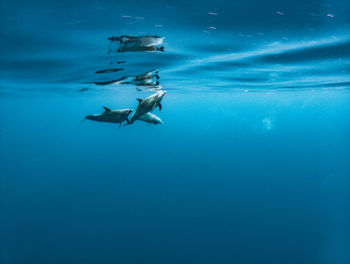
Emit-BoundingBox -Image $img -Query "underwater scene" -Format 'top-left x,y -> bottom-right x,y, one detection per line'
1,0 -> 350,263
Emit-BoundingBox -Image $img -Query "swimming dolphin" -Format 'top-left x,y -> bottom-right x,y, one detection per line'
138,112 -> 164,125
128,91 -> 166,124
86,107 -> 133,127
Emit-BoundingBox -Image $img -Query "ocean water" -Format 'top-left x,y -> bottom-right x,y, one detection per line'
1,0 -> 350,263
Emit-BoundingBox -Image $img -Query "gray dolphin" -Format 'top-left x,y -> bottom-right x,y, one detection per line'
129,91 -> 166,124
86,107 -> 133,127
138,112 -> 164,125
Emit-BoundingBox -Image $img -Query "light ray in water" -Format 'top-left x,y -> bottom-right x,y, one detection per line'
164,35 -> 350,73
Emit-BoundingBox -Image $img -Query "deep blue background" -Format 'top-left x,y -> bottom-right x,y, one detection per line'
1,0 -> 350,263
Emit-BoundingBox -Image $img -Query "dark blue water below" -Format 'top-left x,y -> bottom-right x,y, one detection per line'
1,0 -> 350,263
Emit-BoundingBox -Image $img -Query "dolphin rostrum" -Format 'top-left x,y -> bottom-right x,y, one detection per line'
128,91 -> 166,124
86,107 -> 133,127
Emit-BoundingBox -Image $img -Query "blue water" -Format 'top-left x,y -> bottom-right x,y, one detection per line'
1,0 -> 350,263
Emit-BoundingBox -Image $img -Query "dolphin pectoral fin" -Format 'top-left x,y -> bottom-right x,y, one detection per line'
158,103 -> 162,111
103,106 -> 111,112
123,118 -> 131,127
137,98 -> 143,104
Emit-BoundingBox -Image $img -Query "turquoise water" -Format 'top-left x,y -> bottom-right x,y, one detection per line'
1,0 -> 350,263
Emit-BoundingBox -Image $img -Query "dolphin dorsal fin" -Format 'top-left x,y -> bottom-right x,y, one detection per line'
103,106 -> 111,112
137,98 -> 143,104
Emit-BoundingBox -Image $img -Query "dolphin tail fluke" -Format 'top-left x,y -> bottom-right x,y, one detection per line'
158,46 -> 164,52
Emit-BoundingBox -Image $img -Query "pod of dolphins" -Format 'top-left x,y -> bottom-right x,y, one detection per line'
86,91 -> 166,127
85,35 -> 166,128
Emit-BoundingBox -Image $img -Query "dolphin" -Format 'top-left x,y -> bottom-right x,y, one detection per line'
86,107 -> 133,127
128,91 -> 166,124
138,112 -> 164,125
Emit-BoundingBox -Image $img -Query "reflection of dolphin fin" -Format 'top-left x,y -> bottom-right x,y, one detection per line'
137,98 -> 143,104
103,106 -> 111,112
158,103 -> 162,111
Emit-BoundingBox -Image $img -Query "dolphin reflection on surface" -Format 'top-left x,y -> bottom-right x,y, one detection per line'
89,70 -> 162,90
108,35 -> 165,53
